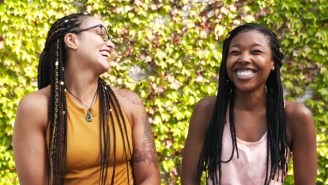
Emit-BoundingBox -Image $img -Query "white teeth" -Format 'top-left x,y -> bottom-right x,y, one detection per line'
100,51 -> 109,57
236,70 -> 255,78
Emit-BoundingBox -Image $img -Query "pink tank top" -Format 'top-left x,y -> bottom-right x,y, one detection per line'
208,110 -> 290,185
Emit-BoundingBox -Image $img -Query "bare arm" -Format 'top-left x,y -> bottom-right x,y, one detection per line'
285,101 -> 317,185
13,90 -> 49,185
116,89 -> 160,185
181,96 -> 216,185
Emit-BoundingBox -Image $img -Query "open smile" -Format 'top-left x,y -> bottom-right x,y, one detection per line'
100,50 -> 110,58
234,69 -> 256,79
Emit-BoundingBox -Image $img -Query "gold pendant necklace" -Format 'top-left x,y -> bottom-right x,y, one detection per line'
67,88 -> 98,122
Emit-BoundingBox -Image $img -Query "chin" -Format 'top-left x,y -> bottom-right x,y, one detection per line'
99,67 -> 110,74
97,60 -> 111,71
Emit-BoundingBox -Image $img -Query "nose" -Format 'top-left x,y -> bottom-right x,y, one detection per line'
106,40 -> 115,50
238,52 -> 251,65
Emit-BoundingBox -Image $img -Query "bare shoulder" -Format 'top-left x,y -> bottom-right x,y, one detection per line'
284,102 -> 317,183
18,88 -> 49,111
285,100 -> 314,126
182,96 -> 217,184
13,88 -> 50,184
15,87 -> 49,129
193,96 -> 217,119
285,100 -> 312,116
190,96 -> 217,130
285,100 -> 315,145
194,96 -> 217,111
112,87 -> 143,106
112,88 -> 144,127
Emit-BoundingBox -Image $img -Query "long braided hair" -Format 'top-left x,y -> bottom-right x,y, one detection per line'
38,13 -> 133,185
198,23 -> 287,185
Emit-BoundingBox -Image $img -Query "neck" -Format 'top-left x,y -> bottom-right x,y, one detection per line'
64,69 -> 99,104
234,87 -> 266,111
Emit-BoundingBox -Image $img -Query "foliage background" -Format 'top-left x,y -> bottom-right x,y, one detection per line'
0,0 -> 327,184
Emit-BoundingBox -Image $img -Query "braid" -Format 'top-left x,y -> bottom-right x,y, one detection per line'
38,13 -> 88,89
47,38 -> 68,184
199,37 -> 233,184
107,84 -> 134,183
37,13 -> 90,185
39,12 -> 134,185
98,79 -> 134,185
264,27 -> 287,185
199,23 -> 288,185
37,13 -> 134,185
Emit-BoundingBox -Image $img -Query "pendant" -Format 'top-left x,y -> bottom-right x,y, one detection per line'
86,110 -> 93,122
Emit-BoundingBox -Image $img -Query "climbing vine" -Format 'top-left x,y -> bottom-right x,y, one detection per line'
0,0 -> 326,184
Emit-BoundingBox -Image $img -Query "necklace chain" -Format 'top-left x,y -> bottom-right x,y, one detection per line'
66,87 -> 98,122
66,88 -> 98,110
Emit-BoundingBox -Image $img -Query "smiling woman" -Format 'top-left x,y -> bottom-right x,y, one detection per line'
226,30 -> 274,93
182,23 -> 317,185
13,13 -> 160,185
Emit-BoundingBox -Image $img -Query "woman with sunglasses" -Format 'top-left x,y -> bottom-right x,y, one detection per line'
13,13 -> 160,185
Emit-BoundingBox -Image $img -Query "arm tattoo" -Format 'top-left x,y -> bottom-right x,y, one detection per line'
133,110 -> 158,168
116,89 -> 158,166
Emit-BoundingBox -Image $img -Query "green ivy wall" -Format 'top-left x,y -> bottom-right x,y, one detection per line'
0,0 -> 327,184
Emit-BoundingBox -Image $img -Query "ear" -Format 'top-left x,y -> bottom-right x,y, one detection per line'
64,33 -> 78,49
271,60 -> 275,71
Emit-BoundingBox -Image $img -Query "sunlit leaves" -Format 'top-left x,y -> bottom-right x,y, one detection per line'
1,0 -> 327,184
0,1 -> 78,184
262,1 -> 328,184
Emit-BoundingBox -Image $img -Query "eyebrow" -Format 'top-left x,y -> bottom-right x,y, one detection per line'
230,43 -> 266,48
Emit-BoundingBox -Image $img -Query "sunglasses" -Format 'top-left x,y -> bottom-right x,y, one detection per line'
72,24 -> 112,42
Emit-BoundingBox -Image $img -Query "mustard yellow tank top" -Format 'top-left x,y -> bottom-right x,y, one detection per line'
47,90 -> 134,184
